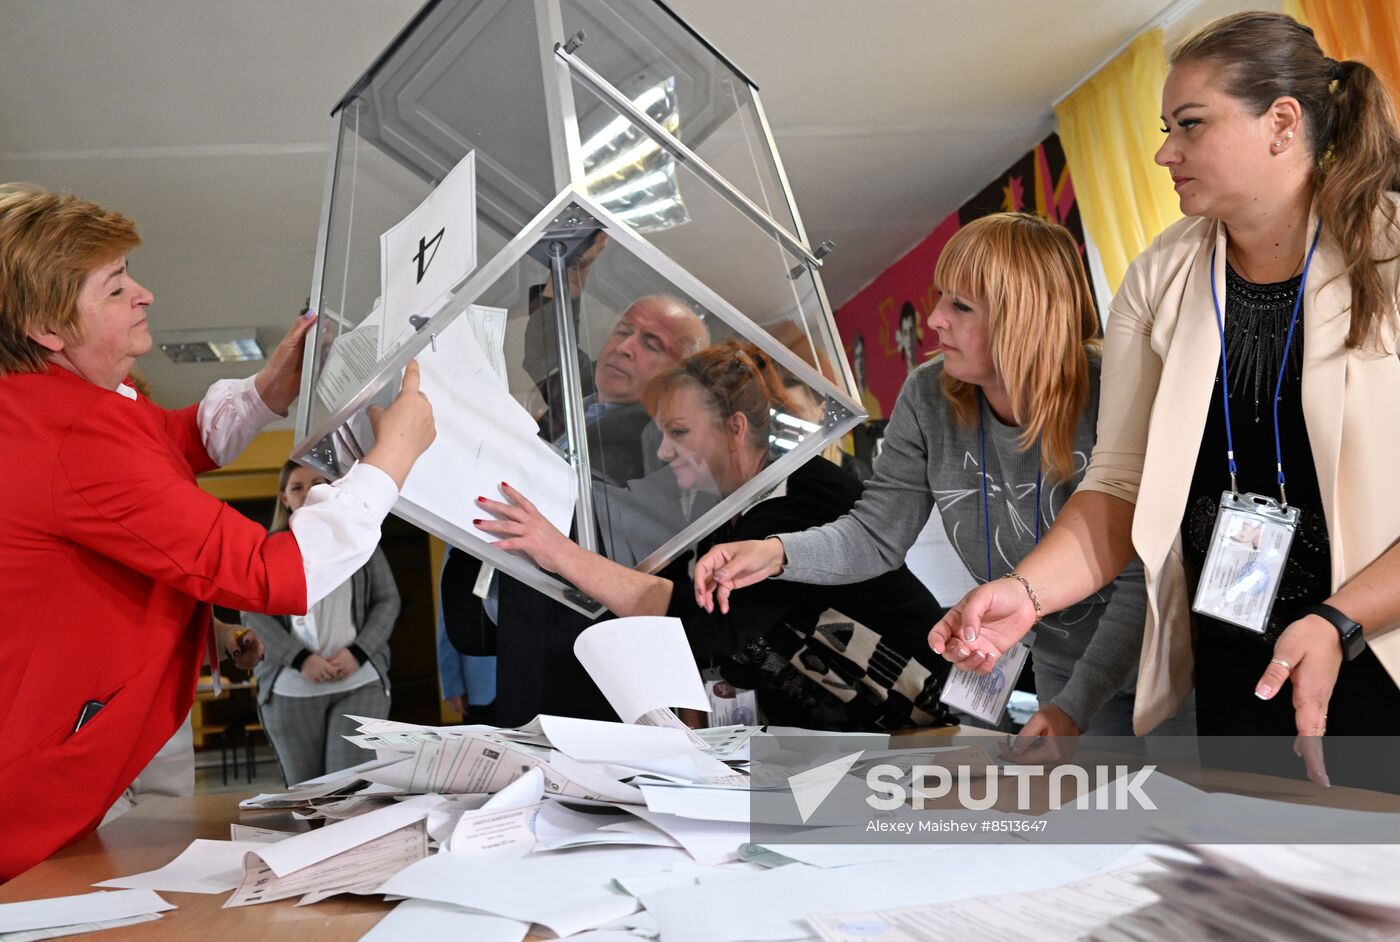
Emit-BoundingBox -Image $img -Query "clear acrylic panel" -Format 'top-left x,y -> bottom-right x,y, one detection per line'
568,75 -> 847,384
297,0 -> 861,616
335,0 -> 566,235
557,0 -> 802,236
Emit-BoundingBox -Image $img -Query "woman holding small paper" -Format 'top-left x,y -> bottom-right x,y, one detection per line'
692,213 -> 1179,753
929,14 -> 1400,784
475,340 -> 952,731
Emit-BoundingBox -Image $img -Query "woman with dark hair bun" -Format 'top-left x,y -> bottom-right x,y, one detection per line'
930,12 -> 1400,783
476,340 -> 953,731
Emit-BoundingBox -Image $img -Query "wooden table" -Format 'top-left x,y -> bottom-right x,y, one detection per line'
0,795 -> 393,941
7,732 -> 1397,941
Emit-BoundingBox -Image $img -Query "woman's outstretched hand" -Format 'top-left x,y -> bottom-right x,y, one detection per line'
928,577 -> 1038,673
692,538 -> 785,614
474,482 -> 576,573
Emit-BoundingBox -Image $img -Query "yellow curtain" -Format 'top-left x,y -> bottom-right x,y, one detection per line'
1285,0 -> 1400,111
1055,30 -> 1181,294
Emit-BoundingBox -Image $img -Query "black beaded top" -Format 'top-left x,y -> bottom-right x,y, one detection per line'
1181,264 -> 1332,641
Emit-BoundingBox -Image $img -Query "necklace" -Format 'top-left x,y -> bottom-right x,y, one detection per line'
1226,244 -> 1305,285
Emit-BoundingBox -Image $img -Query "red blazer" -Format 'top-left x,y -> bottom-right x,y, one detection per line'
0,367 -> 307,880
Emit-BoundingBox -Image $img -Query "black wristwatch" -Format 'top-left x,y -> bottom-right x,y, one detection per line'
1305,603 -> 1367,661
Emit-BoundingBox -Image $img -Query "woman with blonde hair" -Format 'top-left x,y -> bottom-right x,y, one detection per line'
695,212 -> 1174,749
929,13 -> 1400,784
476,340 -> 952,731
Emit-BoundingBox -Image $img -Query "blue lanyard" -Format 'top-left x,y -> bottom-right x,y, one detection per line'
1208,221 -> 1323,508
978,395 -> 1042,583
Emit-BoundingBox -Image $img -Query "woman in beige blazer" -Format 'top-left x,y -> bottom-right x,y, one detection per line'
931,12 -> 1400,781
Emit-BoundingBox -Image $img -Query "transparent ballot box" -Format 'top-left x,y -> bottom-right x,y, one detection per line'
294,0 -> 863,616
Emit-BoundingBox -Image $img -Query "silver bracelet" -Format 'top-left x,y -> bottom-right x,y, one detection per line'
1007,571 -> 1042,620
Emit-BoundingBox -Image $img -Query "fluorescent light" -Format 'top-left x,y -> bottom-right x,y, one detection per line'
613,197 -> 678,221
156,328 -> 265,363
584,138 -> 662,185
579,82 -> 671,160
593,169 -> 670,205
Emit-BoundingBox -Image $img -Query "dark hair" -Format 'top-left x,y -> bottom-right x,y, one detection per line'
1173,12 -> 1400,350
642,339 -> 799,453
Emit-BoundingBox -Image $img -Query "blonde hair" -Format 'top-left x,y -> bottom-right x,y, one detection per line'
1172,12 -> 1400,351
0,183 -> 141,375
934,212 -> 1100,482
271,460 -> 301,533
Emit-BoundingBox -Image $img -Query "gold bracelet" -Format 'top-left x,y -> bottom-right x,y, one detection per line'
1007,571 -> 1042,620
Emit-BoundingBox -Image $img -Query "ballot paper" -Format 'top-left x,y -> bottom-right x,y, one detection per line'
0,912 -> 163,942
444,767 -> 546,855
357,732 -> 639,803
805,861 -> 1164,942
640,783 -> 752,823
623,806 -> 752,864
378,150 -> 477,359
422,793 -> 493,843
316,301 -> 384,411
93,839 -> 266,893
0,890 -> 174,935
358,900 -> 529,942
1169,843 -> 1400,921
574,617 -> 712,723
224,820 -> 427,908
398,307 -> 575,549
378,845 -> 689,937
639,845 -> 1108,942
251,793 -> 439,877
534,803 -> 680,852
539,715 -> 733,781
612,861 -> 765,898
228,824 -> 295,843
464,304 -> 508,382
693,725 -> 761,759
1097,850 -> 1400,942
448,802 -> 547,857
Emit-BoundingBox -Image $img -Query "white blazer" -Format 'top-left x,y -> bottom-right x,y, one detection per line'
1081,197 -> 1400,734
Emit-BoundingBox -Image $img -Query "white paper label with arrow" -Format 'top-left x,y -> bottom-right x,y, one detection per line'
378,150 -> 478,358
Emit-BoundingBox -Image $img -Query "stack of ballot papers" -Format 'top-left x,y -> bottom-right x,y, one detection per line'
0,890 -> 174,940
1091,844 -> 1400,942
65,616 -> 1400,940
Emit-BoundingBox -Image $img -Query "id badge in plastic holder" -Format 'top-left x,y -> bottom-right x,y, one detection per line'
1192,491 -> 1298,633
939,637 -> 1034,727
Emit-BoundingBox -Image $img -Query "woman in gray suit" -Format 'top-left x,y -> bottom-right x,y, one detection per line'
243,461 -> 400,785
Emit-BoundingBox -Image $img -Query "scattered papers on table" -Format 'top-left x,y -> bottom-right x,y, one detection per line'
0,890 -> 173,935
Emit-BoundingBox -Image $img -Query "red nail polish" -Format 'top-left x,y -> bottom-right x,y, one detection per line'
473,518 -> 482,525
476,496 -> 485,503
501,481 -> 509,488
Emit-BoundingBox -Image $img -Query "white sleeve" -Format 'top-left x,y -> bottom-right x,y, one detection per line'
196,375 -> 282,467
290,462 -> 400,607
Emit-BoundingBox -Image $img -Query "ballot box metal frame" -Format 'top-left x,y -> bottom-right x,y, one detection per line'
293,0 -> 863,616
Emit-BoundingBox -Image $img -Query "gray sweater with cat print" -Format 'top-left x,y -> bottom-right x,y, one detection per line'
778,356 -> 1146,728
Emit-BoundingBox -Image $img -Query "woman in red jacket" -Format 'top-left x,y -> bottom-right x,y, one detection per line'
0,183 -> 435,880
